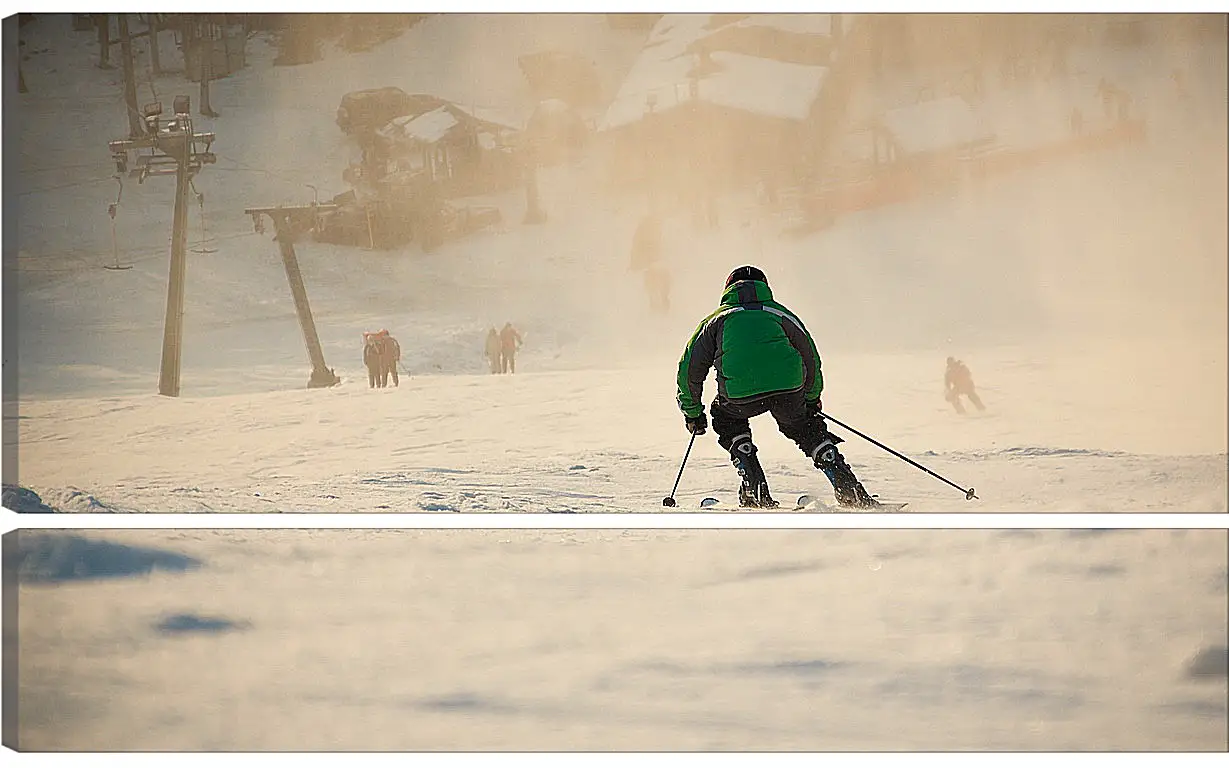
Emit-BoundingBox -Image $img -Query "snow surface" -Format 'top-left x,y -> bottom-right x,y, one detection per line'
8,15 -> 1228,513
11,528 -> 1228,751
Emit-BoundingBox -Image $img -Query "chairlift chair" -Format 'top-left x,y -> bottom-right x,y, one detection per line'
103,176 -> 133,270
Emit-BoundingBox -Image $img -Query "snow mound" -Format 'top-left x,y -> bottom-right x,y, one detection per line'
1,484 -> 57,513
11,532 -> 203,584
1185,646 -> 1229,680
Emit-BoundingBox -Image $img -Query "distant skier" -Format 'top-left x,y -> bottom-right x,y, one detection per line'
628,213 -> 662,272
675,265 -> 880,509
499,322 -> 523,374
644,263 -> 671,314
485,327 -> 502,374
944,356 -> 984,414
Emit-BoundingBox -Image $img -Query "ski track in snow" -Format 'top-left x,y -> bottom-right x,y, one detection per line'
11,528 -> 1228,750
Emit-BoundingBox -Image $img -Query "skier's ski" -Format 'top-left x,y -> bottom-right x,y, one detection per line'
699,496 -> 782,511
698,496 -> 797,511
696,495 -> 906,512
795,493 -> 908,512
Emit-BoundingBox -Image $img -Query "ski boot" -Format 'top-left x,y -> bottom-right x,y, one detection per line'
833,481 -> 880,510
811,437 -> 880,510
730,434 -> 779,509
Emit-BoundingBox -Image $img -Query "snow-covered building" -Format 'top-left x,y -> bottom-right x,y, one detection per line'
597,13 -> 863,201
343,95 -> 521,198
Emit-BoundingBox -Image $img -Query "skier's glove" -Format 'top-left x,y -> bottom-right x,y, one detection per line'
806,398 -> 823,420
684,413 -> 708,435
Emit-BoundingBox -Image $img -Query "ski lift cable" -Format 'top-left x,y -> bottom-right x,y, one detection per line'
15,225 -> 252,266
18,176 -> 116,197
23,162 -> 121,174
211,157 -> 319,187
23,222 -> 263,277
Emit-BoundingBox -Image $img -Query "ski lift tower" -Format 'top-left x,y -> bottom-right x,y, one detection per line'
108,94 -> 216,397
244,203 -> 342,390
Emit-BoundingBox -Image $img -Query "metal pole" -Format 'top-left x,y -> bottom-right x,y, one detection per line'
199,15 -> 218,117
118,14 -> 144,137
662,431 -> 698,507
199,16 -> 218,116
820,410 -> 978,500
271,215 -> 339,389
95,13 -> 112,69
148,13 -> 161,74
157,131 -> 192,397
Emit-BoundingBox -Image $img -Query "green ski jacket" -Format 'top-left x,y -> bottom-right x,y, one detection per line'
675,279 -> 824,418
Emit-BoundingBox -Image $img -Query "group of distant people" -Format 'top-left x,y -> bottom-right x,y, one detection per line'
361,322 -> 526,386
485,322 -> 523,374
361,210 -> 668,390
362,329 -> 402,388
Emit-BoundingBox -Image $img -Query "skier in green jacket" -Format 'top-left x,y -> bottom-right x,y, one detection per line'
675,265 -> 879,509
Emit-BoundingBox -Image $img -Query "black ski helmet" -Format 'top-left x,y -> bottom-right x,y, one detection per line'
725,265 -> 768,288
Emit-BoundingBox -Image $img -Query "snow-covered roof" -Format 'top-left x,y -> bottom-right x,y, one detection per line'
726,13 -> 835,37
597,14 -> 713,132
376,101 -> 522,145
698,53 -> 828,122
378,106 -> 459,145
405,107 -> 459,144
598,13 -> 828,132
646,13 -> 718,53
460,104 -> 524,133
879,96 -> 996,156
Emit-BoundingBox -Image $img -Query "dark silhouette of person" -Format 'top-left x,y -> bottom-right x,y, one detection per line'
485,328 -> 501,374
629,213 -> 661,272
499,322 -> 523,374
944,356 -> 985,414
644,264 -> 671,314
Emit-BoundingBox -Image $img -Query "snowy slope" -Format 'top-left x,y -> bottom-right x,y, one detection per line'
13,339 -> 1229,513
11,528 -> 1228,751
8,15 -> 1228,512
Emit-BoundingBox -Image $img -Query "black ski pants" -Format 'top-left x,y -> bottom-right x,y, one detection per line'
711,389 -> 871,504
710,390 -> 827,457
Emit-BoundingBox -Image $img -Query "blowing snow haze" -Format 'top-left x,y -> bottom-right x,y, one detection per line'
6,13 -> 1227,512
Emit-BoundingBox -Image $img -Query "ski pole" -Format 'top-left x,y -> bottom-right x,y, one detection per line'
820,411 -> 978,500
662,431 -> 698,507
